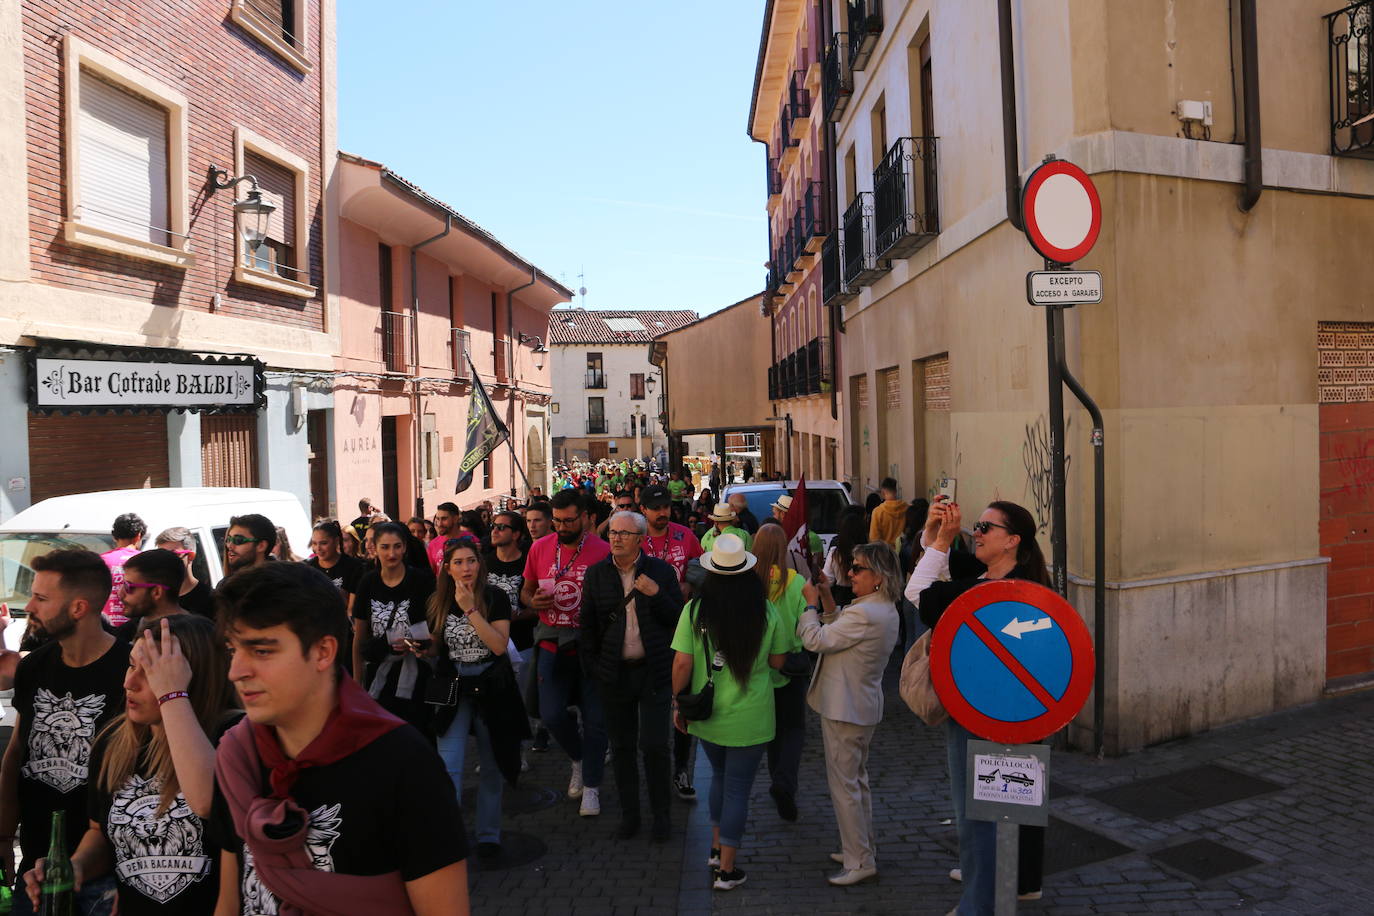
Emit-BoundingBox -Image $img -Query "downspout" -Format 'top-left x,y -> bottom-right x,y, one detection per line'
410,214 -> 451,518
822,0 -> 839,423
507,269 -> 537,497
998,0 -> 1023,230
1238,0 -> 1262,212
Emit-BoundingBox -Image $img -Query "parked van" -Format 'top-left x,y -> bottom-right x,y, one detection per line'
719,480 -> 858,554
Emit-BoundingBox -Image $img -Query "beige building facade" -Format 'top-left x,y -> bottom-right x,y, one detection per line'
817,0 -> 1374,751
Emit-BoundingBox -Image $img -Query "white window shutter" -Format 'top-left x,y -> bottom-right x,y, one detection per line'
245,153 -> 295,245
77,71 -> 169,246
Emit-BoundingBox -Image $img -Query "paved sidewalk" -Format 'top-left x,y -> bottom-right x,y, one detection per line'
462,660 -> 1374,915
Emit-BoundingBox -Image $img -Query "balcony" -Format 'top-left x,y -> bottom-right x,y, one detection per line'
841,192 -> 890,288
380,310 -> 412,373
822,233 -> 856,306
766,155 -> 782,200
768,365 -> 779,401
586,417 -> 608,435
1328,1 -> 1374,156
785,218 -> 807,283
780,69 -> 810,165
847,0 -> 883,71
823,33 -> 853,122
808,336 -> 831,390
873,137 -> 940,259
800,181 -> 826,253
450,328 -> 471,382
585,369 -> 606,389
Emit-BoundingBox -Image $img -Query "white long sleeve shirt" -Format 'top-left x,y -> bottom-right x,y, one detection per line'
903,544 -> 951,605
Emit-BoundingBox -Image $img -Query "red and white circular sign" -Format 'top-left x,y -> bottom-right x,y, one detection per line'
1021,160 -> 1101,265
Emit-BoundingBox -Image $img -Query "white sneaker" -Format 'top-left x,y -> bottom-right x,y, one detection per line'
949,867 -> 962,882
579,786 -> 600,816
567,761 -> 584,799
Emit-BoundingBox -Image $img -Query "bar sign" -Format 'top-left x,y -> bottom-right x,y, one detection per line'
1026,270 -> 1103,306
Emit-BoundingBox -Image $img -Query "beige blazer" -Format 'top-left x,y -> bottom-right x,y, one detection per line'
798,593 -> 900,727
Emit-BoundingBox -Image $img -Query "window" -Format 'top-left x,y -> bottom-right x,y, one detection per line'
62,36 -> 191,268
422,414 -> 440,488
844,144 -> 857,201
870,97 -> 888,171
586,353 -> 605,388
630,373 -> 646,400
588,397 -> 607,434
230,0 -> 311,73
482,454 -> 492,489
233,128 -> 314,297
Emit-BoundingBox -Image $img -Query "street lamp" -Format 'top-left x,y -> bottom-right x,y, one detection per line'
206,165 -> 276,253
518,333 -> 549,371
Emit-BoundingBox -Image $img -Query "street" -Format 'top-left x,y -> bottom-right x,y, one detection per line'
464,656 -> 1374,915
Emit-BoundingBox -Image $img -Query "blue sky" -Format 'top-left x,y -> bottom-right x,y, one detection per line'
338,1 -> 768,316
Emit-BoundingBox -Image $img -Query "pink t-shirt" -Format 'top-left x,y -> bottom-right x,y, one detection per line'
522,532 -> 611,628
100,545 -> 140,626
427,536 -> 446,575
642,522 -> 704,583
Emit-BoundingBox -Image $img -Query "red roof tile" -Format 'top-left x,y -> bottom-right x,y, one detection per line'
548,309 -> 699,345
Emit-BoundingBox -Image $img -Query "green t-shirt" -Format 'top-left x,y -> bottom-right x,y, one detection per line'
671,600 -> 790,747
700,525 -> 753,553
667,479 -> 688,501
766,567 -> 807,687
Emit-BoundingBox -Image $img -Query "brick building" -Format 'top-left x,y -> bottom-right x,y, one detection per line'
0,0 -> 338,520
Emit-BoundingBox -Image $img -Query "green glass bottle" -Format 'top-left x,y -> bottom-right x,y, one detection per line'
37,811 -> 73,916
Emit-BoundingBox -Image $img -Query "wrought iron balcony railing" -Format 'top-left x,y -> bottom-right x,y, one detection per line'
1328,2 -> 1374,156
380,310 -> 412,373
795,344 -> 813,395
585,369 -> 607,389
841,192 -> 889,289
586,417 -> 608,435
847,0 -> 883,71
873,137 -> 940,260
821,233 -> 856,306
801,181 -> 825,248
766,155 -> 782,196
823,33 -> 853,121
813,335 -> 832,386
768,365 -> 779,401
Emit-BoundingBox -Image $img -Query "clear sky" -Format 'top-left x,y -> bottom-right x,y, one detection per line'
337,1 -> 768,317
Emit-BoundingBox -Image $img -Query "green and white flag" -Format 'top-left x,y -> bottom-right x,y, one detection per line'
455,358 -> 510,493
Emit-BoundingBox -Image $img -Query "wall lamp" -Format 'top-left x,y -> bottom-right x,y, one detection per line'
518,333 -> 549,371
206,165 -> 276,252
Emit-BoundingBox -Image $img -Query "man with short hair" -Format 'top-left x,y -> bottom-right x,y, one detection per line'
224,514 -> 276,575
0,548 -> 129,910
111,548 -> 187,642
524,501 -> 553,542
520,489 -> 611,815
596,491 -> 637,539
211,562 -> 468,914
427,502 -> 460,574
154,526 -> 214,617
727,493 -> 760,535
666,470 -> 690,523
869,477 -> 909,547
700,504 -> 753,552
580,511 -> 684,842
100,512 -> 147,627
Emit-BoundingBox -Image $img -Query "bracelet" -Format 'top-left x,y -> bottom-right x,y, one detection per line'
805,605 -> 820,613
157,691 -> 190,706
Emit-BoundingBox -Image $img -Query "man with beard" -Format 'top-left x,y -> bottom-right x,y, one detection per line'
110,548 -> 187,643
426,502 -> 459,575
223,514 -> 276,576
0,548 -> 129,911
519,490 -> 610,814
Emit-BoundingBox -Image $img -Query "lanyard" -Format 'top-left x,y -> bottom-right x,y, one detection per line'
552,533 -> 587,581
643,529 -> 669,560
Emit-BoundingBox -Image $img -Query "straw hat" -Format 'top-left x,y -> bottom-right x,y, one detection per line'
708,504 -> 738,523
699,533 -> 756,575
771,494 -> 793,514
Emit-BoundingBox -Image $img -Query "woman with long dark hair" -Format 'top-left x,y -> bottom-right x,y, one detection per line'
427,536 -> 527,860
671,534 -> 789,892
907,499 -> 1050,913
23,615 -> 239,913
350,522 -> 436,729
823,505 -> 868,606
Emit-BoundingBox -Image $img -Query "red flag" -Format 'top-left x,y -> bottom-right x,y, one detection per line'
783,476 -> 813,579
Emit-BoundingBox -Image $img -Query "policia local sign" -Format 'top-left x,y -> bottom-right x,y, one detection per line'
27,344 -> 265,414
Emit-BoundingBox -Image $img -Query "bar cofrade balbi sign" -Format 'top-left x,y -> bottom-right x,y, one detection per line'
27,343 -> 265,414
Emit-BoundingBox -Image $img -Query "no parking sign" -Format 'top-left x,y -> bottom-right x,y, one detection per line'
930,579 -> 1094,745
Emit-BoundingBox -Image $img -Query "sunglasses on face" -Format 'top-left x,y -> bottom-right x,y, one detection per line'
490,523 -> 514,532
972,521 -> 1014,535
224,535 -> 261,546
119,581 -> 159,593
849,564 -> 872,575
616,503 -> 634,510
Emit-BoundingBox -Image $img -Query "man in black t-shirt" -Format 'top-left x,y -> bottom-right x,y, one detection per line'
110,549 -> 187,644
212,562 -> 468,915
152,527 -> 214,618
0,548 -> 130,912
485,511 -> 531,653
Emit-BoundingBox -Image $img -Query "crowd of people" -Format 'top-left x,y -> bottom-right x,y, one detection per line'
0,463 -> 1046,915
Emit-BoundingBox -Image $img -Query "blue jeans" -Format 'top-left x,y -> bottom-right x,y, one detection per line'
699,740 -> 766,850
536,645 -> 606,787
436,661 -> 504,844
946,719 -> 995,915
13,874 -> 116,916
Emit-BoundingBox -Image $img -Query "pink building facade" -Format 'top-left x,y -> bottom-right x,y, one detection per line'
334,153 -> 569,521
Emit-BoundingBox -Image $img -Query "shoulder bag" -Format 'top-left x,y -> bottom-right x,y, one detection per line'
674,603 -> 716,721
898,630 -> 947,726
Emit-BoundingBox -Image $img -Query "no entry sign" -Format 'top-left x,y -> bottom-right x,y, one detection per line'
1021,159 -> 1101,264
930,579 -> 1094,745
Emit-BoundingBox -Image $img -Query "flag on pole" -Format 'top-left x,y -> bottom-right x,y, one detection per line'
781,475 -> 814,580
455,358 -> 510,493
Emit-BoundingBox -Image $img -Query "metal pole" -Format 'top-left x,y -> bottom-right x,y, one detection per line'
1046,293 -> 1068,597
995,821 -> 1019,915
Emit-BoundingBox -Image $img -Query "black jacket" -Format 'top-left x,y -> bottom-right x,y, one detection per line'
580,552 -> 684,689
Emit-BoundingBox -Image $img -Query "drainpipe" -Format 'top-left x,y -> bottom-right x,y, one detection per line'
507,269 -> 537,498
1238,0 -> 1262,212
409,215 -> 451,518
998,0 -> 1023,230
822,0 -> 839,423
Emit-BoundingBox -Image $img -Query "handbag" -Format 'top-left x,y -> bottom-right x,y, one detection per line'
779,649 -> 814,679
674,604 -> 716,721
424,655 -> 460,708
899,631 -> 947,726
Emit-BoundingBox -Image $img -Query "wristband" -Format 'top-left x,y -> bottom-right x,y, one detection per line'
805,605 -> 820,613
157,691 -> 190,706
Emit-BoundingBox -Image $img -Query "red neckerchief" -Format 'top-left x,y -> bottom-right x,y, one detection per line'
252,676 -> 404,798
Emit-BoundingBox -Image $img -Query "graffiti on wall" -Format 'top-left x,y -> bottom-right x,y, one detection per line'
1023,415 -> 1071,534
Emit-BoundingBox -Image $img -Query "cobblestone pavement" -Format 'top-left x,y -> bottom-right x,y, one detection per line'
462,659 -> 1374,915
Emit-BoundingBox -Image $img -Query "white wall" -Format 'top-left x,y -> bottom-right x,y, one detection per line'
549,343 -> 665,453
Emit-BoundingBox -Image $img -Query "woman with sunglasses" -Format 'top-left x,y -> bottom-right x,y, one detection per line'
905,499 -> 1050,914
426,536 -> 527,860
796,541 -> 902,887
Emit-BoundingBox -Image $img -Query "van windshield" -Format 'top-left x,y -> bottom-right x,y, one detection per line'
0,532 -> 115,615
733,488 -> 851,535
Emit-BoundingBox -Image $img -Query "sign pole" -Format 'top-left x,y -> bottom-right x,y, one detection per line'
1045,266 -> 1068,598
995,822 -> 1019,915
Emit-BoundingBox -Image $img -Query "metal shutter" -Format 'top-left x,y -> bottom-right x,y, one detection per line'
77,70 -> 169,246
244,151 -> 294,245
28,414 -> 170,502
201,415 -> 260,487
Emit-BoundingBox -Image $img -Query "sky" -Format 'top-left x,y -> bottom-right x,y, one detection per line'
337,1 -> 769,317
